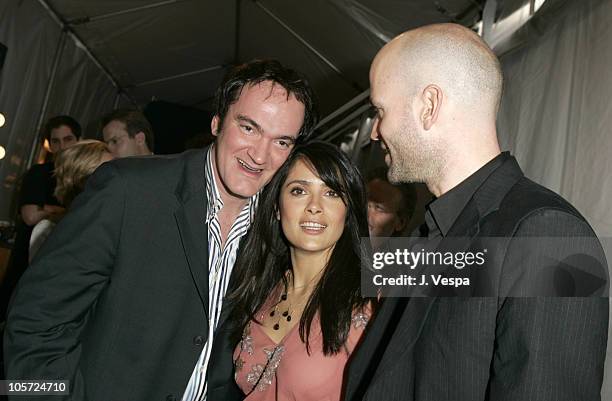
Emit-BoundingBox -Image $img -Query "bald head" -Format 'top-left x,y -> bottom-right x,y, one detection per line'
369,23 -> 503,196
372,23 -> 503,117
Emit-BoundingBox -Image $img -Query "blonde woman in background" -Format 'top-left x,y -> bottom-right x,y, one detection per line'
29,140 -> 113,261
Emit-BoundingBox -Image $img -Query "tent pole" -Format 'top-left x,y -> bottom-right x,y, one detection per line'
329,0 -> 391,43
316,89 -> 370,129
26,30 -> 67,169
113,92 -> 121,109
37,0 -> 134,103
482,0 -> 497,44
317,104 -> 371,142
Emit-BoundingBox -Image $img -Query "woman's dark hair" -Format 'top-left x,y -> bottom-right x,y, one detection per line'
228,141 -> 372,355
213,59 -> 318,143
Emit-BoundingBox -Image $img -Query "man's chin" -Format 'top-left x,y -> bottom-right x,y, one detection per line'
226,185 -> 259,201
388,167 -> 419,185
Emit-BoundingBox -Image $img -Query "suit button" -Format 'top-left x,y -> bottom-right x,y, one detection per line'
193,335 -> 204,346
166,395 -> 176,401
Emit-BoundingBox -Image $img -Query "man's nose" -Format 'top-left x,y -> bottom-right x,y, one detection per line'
247,141 -> 270,165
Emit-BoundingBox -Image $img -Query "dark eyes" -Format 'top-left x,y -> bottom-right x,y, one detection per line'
288,186 -> 340,198
277,139 -> 292,149
290,186 -> 305,195
240,124 -> 254,134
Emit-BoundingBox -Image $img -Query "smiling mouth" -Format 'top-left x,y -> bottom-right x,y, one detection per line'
238,158 -> 263,173
300,221 -> 327,230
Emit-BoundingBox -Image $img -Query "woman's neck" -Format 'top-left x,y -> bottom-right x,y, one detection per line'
288,248 -> 331,292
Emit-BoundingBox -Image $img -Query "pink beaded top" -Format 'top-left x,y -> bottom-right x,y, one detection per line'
233,298 -> 370,401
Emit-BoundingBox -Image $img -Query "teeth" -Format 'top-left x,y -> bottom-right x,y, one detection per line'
238,159 -> 262,172
300,222 -> 327,229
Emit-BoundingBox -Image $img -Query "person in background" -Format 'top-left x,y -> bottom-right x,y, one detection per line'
366,167 -> 416,250
101,109 -> 154,158
29,140 -> 113,261
0,115 -> 80,319
229,141 -> 375,401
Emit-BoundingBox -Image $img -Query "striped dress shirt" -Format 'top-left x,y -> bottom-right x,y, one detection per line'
182,146 -> 258,401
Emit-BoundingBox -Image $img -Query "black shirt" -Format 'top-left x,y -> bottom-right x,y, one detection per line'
19,161 -> 61,209
1,162 -> 62,317
424,152 -> 510,243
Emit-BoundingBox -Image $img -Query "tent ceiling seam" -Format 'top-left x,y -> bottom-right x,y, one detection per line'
130,65 -> 226,88
252,0 -> 362,93
66,0 -> 195,26
36,0 -> 135,105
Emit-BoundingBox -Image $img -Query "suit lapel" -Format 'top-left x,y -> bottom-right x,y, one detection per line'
174,149 -> 210,319
365,205 -> 480,383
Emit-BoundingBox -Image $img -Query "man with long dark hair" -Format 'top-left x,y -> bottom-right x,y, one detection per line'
4,60 -> 317,401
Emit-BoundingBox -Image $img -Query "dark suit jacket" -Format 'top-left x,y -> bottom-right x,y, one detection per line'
4,149 -> 242,401
345,156 -> 609,401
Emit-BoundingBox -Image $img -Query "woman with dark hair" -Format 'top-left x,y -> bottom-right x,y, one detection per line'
229,141 -> 375,401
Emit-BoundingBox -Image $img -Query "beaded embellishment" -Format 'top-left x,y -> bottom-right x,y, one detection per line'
246,345 -> 285,392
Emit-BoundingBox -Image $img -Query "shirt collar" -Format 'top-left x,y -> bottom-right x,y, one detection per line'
425,152 -> 509,237
204,145 -> 259,225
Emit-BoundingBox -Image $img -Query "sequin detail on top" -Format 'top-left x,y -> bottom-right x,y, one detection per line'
352,312 -> 369,329
241,324 -> 254,356
246,345 -> 286,392
234,323 -> 253,380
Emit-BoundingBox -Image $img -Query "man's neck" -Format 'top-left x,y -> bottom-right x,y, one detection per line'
429,146 -> 501,197
137,147 -> 153,156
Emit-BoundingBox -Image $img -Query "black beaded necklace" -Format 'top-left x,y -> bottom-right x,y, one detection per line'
269,291 -> 291,330
268,271 -> 315,331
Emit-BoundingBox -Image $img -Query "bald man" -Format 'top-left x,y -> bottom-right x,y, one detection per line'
345,24 -> 608,401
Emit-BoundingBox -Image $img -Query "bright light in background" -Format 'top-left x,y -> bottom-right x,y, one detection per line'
43,139 -> 51,152
0,113 -> 5,160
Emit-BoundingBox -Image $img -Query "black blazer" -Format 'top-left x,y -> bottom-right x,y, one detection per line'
4,149 -> 242,401
344,156 -> 609,401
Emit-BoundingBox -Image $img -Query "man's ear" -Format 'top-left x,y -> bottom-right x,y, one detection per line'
211,115 -> 220,137
421,85 -> 442,131
135,131 -> 146,145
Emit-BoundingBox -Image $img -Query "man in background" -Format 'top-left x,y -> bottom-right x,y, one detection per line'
0,115 -> 81,319
101,109 -> 154,158
366,167 -> 416,250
